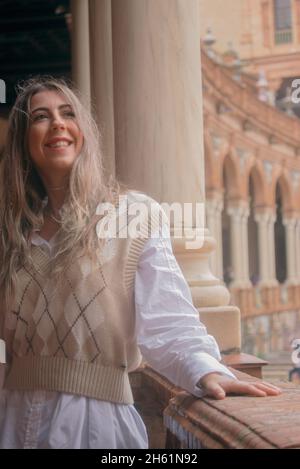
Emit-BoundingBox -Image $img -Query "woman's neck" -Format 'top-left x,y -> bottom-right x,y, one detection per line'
43,177 -> 69,216
46,190 -> 67,216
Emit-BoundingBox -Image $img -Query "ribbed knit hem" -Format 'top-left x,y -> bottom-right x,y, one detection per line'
5,356 -> 134,404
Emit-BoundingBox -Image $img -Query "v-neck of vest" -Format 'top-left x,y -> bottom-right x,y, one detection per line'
30,244 -> 52,273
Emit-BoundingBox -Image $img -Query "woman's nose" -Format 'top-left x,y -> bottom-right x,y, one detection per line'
52,117 -> 66,130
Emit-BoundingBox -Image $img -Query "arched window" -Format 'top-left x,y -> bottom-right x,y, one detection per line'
274,0 -> 293,44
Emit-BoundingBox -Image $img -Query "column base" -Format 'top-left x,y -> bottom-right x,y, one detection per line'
198,305 -> 241,353
221,353 -> 268,379
173,229 -> 231,308
230,280 -> 252,289
284,278 -> 300,287
258,279 -> 279,288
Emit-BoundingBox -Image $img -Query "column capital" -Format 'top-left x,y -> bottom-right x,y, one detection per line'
227,202 -> 249,219
206,195 -> 224,214
254,209 -> 276,224
282,217 -> 297,227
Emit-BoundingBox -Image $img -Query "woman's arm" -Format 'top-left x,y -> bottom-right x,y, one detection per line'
134,224 -> 281,399
134,224 -> 236,397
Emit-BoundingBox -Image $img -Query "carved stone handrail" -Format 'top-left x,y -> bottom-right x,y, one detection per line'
201,49 -> 300,148
230,283 -> 300,318
132,356 -> 270,449
164,369 -> 300,449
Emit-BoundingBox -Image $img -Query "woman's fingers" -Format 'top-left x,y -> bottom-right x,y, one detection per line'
221,380 -> 267,397
259,381 -> 282,392
200,373 -> 282,400
253,382 -> 281,395
202,381 -> 226,399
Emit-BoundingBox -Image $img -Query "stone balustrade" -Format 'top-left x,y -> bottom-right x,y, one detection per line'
131,355 -> 269,449
131,365 -> 300,449
164,369 -> 300,449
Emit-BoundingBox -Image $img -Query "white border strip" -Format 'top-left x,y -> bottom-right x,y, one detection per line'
0,339 -> 6,364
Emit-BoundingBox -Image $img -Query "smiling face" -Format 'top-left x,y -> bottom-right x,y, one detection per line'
28,90 -> 84,182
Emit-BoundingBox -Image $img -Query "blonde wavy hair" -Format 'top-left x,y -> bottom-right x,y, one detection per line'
0,76 -> 124,312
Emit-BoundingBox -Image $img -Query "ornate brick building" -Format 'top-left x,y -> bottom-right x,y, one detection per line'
199,0 -> 300,104
200,0 -> 300,359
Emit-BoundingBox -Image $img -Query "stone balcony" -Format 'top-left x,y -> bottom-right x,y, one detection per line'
201,49 -> 300,148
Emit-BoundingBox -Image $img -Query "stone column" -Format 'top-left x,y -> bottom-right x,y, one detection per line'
283,217 -> 298,285
89,0 -> 115,180
254,212 -> 270,285
227,203 -> 251,288
206,195 -> 224,279
111,0 -> 240,352
241,204 -> 251,284
268,212 -> 277,284
254,210 -> 278,286
70,0 -> 91,106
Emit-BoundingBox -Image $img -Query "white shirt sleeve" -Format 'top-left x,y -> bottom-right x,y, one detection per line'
134,224 -> 236,398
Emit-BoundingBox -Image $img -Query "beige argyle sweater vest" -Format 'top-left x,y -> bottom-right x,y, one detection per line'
3,192 -> 165,404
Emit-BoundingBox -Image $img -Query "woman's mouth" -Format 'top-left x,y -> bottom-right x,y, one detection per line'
45,140 -> 73,149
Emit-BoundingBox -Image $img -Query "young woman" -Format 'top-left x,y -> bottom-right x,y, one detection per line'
0,77 -> 280,449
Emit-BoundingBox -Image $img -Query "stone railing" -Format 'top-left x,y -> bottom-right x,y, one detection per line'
132,365 -> 300,449
275,29 -> 293,45
131,354 -> 269,449
201,49 -> 300,148
164,370 -> 299,449
230,283 -> 300,318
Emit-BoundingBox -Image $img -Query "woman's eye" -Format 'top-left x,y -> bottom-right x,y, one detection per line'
33,114 -> 48,121
31,110 -> 75,122
63,111 -> 76,118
